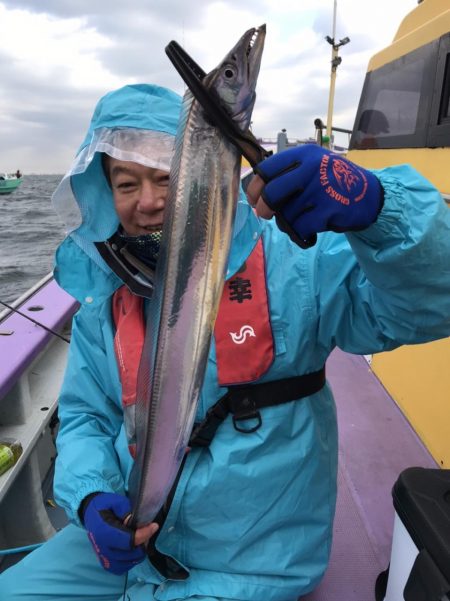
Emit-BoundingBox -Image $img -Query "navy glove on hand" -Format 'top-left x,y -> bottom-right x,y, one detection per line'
255,144 -> 384,248
83,492 -> 146,575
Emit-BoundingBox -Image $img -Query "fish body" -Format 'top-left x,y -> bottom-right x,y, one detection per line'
129,26 -> 266,526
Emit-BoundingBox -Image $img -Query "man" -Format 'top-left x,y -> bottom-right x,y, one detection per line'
1,83 -> 449,601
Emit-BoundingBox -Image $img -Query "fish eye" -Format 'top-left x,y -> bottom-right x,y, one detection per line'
223,64 -> 237,79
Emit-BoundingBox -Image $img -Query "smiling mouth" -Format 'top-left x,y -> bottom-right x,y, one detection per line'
140,224 -> 162,232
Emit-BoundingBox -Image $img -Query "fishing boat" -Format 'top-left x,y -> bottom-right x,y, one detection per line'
0,173 -> 22,195
0,1 -> 449,599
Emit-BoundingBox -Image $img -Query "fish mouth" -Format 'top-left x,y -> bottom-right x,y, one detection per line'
224,24 -> 266,84
244,24 -> 266,78
244,23 -> 266,64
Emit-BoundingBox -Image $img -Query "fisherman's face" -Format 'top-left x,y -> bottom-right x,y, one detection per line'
106,157 -> 170,236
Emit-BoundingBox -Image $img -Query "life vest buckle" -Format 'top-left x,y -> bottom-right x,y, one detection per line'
232,398 -> 262,434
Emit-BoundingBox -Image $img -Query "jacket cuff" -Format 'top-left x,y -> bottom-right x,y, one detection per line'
78,491 -> 101,525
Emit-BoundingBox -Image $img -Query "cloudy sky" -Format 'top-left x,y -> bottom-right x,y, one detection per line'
0,0 -> 416,174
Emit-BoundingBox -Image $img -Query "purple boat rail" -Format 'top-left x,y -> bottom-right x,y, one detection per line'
0,274 -> 78,550
0,275 -> 78,399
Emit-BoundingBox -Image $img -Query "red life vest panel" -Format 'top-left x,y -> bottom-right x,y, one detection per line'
112,289 -> 146,458
112,238 -> 274,453
214,237 -> 274,386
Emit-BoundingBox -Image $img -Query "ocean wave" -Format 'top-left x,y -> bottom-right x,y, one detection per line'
0,175 -> 63,303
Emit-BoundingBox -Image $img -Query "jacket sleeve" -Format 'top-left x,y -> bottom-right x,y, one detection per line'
53,304 -> 125,525
314,164 -> 450,355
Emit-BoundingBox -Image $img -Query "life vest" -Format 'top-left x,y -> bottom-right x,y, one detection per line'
113,237 -> 326,457
112,238 -> 275,456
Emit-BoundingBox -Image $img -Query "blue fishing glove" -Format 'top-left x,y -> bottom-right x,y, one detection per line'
82,492 -> 146,575
255,144 -> 384,248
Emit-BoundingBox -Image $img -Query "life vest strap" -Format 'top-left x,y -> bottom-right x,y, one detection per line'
146,367 -> 326,580
189,367 -> 326,447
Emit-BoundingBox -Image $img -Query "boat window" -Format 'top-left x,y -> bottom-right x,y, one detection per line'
349,38 -> 439,149
427,34 -> 450,146
441,57 -> 450,121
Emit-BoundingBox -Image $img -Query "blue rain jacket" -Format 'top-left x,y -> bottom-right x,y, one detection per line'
53,84 -> 450,601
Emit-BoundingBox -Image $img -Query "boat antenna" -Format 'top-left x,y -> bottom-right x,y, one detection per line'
0,299 -> 70,343
325,0 -> 350,143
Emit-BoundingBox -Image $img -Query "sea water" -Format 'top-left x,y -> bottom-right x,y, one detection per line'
0,175 -> 65,304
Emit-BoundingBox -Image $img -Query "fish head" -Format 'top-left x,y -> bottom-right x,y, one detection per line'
204,25 -> 266,132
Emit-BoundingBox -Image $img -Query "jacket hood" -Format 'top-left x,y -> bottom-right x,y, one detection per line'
52,83 -> 261,304
53,84 -> 182,243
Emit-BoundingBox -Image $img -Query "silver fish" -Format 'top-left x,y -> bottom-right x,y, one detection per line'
129,25 -> 266,527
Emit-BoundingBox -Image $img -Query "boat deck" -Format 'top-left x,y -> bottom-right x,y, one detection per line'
303,348 -> 437,601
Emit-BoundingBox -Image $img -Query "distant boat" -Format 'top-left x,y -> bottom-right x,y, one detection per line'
0,174 -> 22,195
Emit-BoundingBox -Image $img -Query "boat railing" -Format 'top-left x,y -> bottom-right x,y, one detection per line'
0,273 -> 78,554
0,272 -> 54,322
